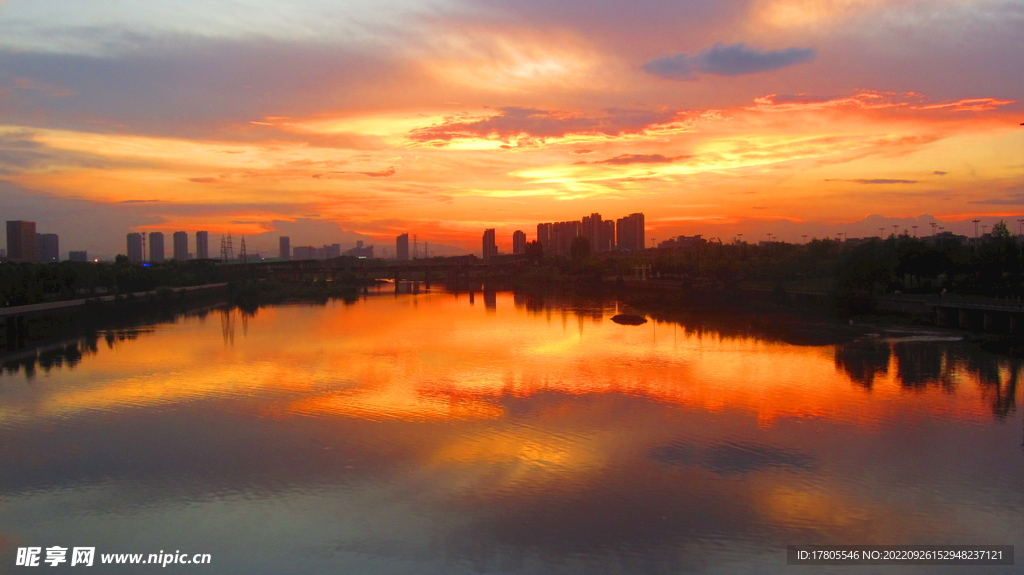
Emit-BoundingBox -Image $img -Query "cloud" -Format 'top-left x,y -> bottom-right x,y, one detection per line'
933,171 -> 948,176
409,107 -> 681,144
914,98 -> 1016,112
595,153 -> 687,165
312,167 -> 396,179
0,130 -> 161,173
643,42 -> 815,80
0,31 -> 406,142
971,194 -> 1024,205
188,177 -> 219,184
825,178 -> 918,184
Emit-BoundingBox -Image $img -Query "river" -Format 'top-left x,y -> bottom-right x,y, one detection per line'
1,286 -> 1021,574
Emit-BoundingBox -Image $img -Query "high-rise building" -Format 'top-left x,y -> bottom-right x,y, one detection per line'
482,229 -> 497,261
127,233 -> 143,262
149,232 -> 165,262
581,213 -> 614,252
69,251 -> 88,262
293,246 -> 314,260
551,221 -> 581,258
6,221 -> 37,262
536,223 -> 552,256
512,230 -> 526,255
196,231 -> 209,259
581,213 -> 602,252
602,220 -> 615,251
37,233 -> 59,262
279,236 -> 290,260
396,233 -> 409,260
173,231 -> 188,260
615,213 -> 645,251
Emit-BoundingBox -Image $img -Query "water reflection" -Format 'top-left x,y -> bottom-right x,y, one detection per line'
835,338 -> 1022,418
0,289 -> 1021,575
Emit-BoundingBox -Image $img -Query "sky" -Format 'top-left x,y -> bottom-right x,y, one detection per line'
1,0 -> 1022,257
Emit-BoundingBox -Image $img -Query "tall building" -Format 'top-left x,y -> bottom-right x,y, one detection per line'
396,233 -> 409,260
512,230 -> 526,255
196,231 -> 209,259
602,220 -> 615,251
6,220 -> 37,262
127,233 -> 143,262
615,213 -> 645,251
293,246 -> 313,260
149,232 -> 165,262
69,251 -> 88,262
279,236 -> 290,260
581,213 -> 602,252
536,223 -> 552,256
482,229 -> 497,261
173,231 -> 188,260
550,220 -> 581,257
37,233 -> 59,262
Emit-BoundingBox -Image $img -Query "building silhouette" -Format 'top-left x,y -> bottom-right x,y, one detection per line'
149,232 -> 165,262
279,236 -> 290,260
196,231 -> 209,259
536,223 -> 552,256
127,233 -> 143,262
344,241 -> 374,258
37,233 -> 59,262
616,213 -> 645,251
482,228 -> 497,261
6,220 -> 37,262
512,230 -> 526,255
173,231 -> 188,260
396,233 -> 410,260
69,250 -> 88,262
551,221 -> 581,257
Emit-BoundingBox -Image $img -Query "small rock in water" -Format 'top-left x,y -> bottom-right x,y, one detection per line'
611,314 -> 648,325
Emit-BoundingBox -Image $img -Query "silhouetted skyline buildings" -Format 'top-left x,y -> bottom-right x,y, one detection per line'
531,212 -> 645,258
482,229 -> 497,261
6,221 -> 36,263
196,231 -> 209,260
396,233 -> 410,261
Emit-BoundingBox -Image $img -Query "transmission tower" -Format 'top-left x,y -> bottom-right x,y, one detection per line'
220,233 -> 234,262
413,234 -> 418,259
239,236 -> 247,263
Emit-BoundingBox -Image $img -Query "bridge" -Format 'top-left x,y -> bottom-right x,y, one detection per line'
876,294 -> 1024,334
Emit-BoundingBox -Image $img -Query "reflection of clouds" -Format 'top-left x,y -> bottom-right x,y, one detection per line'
650,440 -> 815,475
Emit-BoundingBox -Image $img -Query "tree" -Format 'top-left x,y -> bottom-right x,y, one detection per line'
570,236 -> 590,261
524,240 -> 544,264
991,220 -> 1012,240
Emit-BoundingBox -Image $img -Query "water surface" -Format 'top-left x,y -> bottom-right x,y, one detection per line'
1,288 -> 1022,574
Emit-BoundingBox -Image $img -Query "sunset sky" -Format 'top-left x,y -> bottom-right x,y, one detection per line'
1,0 -> 1022,257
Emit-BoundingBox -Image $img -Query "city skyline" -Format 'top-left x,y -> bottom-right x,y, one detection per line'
0,0 -> 1020,258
